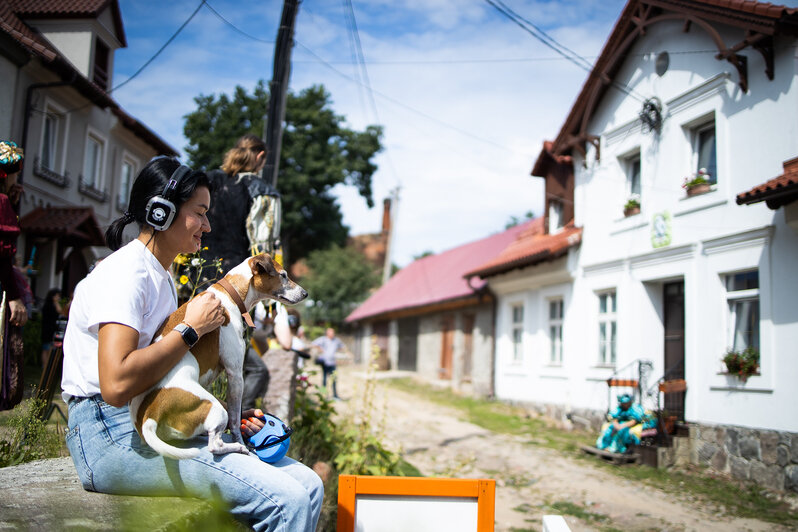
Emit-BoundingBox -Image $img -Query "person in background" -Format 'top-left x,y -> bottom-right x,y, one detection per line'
595,393 -> 649,454
0,140 -> 28,411
311,327 -> 348,400
200,134 -> 272,412
60,157 -> 322,530
40,288 -> 63,367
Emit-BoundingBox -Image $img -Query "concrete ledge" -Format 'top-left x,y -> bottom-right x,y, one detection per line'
0,457 -> 225,531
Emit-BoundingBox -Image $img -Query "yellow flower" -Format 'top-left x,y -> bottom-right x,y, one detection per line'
174,254 -> 188,265
179,275 -> 189,285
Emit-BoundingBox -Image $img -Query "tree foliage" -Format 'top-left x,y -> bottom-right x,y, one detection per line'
302,245 -> 380,327
183,82 -> 383,263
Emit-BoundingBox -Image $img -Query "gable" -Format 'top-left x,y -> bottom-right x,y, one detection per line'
551,0 -> 798,159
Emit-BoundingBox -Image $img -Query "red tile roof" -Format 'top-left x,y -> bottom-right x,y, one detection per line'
346,219 -> 538,323
0,0 -> 173,154
466,223 -> 582,279
19,206 -> 106,246
736,156 -> 798,209
7,0 -> 126,46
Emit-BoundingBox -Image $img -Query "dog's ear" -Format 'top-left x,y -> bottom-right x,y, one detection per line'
250,253 -> 275,276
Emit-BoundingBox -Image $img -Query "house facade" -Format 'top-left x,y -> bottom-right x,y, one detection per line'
471,0 -> 798,493
346,219 -> 541,397
1,0 -> 177,299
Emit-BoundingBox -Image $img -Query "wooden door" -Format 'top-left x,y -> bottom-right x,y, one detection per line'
462,314 -> 475,382
663,281 -> 686,420
397,317 -> 418,371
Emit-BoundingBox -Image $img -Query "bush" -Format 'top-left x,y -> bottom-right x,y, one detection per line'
0,397 -> 62,467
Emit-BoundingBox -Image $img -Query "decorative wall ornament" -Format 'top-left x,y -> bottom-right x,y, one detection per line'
639,97 -> 663,134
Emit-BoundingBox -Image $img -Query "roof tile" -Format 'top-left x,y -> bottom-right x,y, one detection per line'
346,219 -> 538,322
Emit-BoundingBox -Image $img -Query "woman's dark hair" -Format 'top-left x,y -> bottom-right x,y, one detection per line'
105,157 -> 213,251
43,288 -> 61,312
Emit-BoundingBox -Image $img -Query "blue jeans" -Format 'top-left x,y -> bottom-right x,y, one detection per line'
65,396 -> 323,531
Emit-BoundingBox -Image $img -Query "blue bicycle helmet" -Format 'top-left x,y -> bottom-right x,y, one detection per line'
247,413 -> 292,463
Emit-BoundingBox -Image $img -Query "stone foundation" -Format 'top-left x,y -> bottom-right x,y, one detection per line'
691,422 -> 798,493
512,399 -> 798,494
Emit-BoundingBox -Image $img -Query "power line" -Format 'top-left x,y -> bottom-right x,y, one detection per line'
482,0 -> 647,103
203,0 -> 274,44
113,0 -> 207,92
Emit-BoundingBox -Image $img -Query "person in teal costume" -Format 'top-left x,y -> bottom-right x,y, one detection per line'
596,393 -> 648,454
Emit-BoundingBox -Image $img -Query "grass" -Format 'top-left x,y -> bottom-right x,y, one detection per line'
384,377 -> 798,528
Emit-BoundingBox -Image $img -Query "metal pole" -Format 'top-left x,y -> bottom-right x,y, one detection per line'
262,0 -> 299,188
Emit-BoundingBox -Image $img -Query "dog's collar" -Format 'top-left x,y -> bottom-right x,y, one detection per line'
217,278 -> 255,328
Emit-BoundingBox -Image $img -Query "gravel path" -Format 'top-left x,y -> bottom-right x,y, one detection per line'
332,367 -> 793,532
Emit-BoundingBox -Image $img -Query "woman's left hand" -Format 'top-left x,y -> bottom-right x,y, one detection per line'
240,408 -> 265,439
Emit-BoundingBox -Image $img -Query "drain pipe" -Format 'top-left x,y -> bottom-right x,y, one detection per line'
20,75 -> 76,187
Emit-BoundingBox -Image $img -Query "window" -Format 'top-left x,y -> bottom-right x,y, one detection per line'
83,133 -> 104,189
548,200 -> 563,234
693,121 -> 717,184
93,37 -> 110,90
548,298 -> 563,364
511,304 -> 524,363
597,291 -> 617,365
118,157 -> 136,210
725,271 -> 759,352
626,152 -> 641,197
41,111 -> 59,170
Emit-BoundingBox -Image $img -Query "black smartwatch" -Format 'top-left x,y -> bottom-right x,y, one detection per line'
174,322 -> 199,348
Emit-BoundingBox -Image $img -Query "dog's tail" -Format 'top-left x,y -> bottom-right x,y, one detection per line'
141,418 -> 201,460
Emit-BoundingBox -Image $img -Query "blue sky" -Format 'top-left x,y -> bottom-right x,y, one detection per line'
112,0 -> 627,266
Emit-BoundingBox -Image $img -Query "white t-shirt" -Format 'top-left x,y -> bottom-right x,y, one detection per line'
61,239 -> 178,402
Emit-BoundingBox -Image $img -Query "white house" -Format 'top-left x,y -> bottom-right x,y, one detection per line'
469,0 -> 798,493
1,0 -> 177,299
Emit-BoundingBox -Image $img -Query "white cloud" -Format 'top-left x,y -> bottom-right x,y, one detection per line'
113,0 -> 625,266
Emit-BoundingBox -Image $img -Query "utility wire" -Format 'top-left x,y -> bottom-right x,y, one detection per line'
483,0 -> 646,103
342,0 -> 402,187
113,0 -> 207,92
203,0 -> 274,44
55,0 -> 206,117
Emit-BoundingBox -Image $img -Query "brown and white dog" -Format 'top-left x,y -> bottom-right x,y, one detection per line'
129,253 -> 307,460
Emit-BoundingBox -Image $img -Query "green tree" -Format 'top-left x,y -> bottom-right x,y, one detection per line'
505,210 -> 535,229
183,82 -> 383,263
302,245 -> 380,327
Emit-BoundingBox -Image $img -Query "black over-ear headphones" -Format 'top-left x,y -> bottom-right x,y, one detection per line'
145,164 -> 192,231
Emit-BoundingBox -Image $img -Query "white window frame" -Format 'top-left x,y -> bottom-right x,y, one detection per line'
624,151 -> 641,198
510,303 -> 524,364
691,119 -> 717,185
83,128 -> 107,190
548,297 -> 564,365
725,270 -> 759,353
118,152 -> 138,211
548,200 -> 563,234
38,98 -> 69,173
597,290 -> 617,366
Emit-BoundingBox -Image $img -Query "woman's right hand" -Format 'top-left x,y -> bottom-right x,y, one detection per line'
184,291 -> 226,337
8,298 -> 27,327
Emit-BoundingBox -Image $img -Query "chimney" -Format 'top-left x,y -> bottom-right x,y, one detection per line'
382,198 -> 392,234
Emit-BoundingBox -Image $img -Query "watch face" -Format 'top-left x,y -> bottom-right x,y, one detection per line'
176,323 -> 199,347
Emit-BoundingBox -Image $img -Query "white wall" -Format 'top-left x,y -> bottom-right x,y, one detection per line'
492,19 -> 798,434
570,21 -> 798,432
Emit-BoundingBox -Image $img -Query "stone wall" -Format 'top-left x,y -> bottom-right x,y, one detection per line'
691,423 -> 798,493
514,399 -> 798,494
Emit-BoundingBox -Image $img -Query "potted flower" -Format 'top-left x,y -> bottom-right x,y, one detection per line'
623,194 -> 640,217
682,168 -> 711,197
722,346 -> 759,382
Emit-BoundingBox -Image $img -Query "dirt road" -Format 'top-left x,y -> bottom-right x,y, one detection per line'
333,367 -> 793,532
